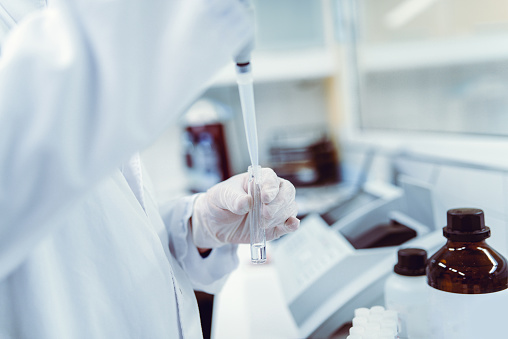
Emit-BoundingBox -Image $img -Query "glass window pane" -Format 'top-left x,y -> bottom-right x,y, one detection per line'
343,0 -> 508,136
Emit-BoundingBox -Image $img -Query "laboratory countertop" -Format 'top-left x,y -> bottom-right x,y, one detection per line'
211,244 -> 350,339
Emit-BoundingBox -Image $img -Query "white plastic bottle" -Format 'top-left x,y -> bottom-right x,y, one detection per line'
384,248 -> 429,339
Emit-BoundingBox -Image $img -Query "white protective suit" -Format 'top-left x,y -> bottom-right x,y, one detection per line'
0,0 -> 253,338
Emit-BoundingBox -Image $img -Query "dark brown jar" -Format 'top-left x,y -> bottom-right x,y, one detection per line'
427,208 -> 508,294
426,208 -> 508,339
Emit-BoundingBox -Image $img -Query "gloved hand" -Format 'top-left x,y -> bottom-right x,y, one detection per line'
191,167 -> 299,249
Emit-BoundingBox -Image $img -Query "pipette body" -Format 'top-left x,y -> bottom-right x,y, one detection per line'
236,65 -> 266,264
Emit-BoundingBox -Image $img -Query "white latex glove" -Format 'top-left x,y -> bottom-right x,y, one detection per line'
191,167 -> 299,249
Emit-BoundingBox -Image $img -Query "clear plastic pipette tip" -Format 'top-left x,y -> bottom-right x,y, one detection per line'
236,66 -> 258,168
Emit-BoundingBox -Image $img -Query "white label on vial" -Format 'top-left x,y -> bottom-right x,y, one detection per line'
428,286 -> 508,339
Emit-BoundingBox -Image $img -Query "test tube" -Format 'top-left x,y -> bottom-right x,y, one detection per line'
248,165 -> 266,264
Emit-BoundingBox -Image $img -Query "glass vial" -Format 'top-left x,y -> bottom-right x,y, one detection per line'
248,165 -> 266,264
426,208 -> 508,339
384,248 -> 429,339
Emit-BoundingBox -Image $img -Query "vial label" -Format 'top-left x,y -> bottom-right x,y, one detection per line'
428,286 -> 508,339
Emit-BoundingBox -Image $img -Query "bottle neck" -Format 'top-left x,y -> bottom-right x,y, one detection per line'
445,239 -> 488,247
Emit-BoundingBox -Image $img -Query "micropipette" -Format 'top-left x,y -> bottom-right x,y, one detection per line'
235,0 -> 265,264
237,65 -> 266,264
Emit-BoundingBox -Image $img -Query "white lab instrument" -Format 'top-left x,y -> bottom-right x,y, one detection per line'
272,179 -> 445,338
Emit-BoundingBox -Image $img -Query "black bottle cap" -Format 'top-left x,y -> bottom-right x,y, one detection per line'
394,248 -> 427,276
443,208 -> 491,242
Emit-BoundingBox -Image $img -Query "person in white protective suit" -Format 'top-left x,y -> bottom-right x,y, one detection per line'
0,1 -> 300,338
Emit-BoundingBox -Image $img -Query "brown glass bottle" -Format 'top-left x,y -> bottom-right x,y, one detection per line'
426,208 -> 508,338
427,208 -> 508,294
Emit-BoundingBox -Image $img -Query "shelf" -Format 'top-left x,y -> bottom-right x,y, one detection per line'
342,129 -> 508,172
361,33 -> 508,72
210,48 -> 338,87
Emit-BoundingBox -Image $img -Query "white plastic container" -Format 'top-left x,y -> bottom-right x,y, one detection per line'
384,248 -> 429,339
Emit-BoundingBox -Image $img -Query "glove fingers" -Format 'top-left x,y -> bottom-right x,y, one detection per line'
266,217 -> 300,241
262,179 -> 297,229
259,168 -> 281,204
209,174 -> 252,215
264,203 -> 298,231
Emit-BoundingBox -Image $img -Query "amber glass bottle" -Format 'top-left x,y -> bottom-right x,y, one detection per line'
426,208 -> 508,338
427,208 -> 508,293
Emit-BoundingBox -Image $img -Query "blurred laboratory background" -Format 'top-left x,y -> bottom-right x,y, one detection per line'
141,0 -> 508,338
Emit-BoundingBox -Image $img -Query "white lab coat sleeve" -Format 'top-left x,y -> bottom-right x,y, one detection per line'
159,195 -> 239,294
0,0 -> 252,280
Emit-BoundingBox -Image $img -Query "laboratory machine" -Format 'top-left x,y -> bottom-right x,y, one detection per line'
272,177 -> 445,338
